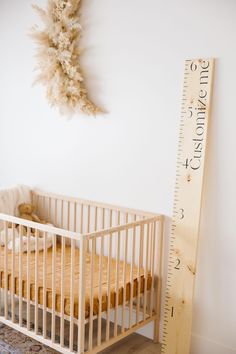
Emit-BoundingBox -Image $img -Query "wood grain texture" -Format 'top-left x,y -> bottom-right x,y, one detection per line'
162,58 -> 215,354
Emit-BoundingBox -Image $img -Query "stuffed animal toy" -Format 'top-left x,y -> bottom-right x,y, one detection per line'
18,203 -> 46,224
0,203 -> 54,251
17,203 -> 46,235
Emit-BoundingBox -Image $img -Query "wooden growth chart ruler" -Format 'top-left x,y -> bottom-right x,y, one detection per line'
162,58 -> 214,354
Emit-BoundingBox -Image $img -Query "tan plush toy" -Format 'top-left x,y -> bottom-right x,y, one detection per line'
18,203 -> 46,235
18,203 -> 46,224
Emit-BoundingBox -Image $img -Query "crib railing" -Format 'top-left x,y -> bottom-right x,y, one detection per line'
0,191 -> 163,354
32,189 -> 156,231
82,216 -> 164,353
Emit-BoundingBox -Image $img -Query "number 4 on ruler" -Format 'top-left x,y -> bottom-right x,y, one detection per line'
162,58 -> 215,354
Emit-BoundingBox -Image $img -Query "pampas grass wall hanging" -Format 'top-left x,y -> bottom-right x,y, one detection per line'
31,0 -> 100,116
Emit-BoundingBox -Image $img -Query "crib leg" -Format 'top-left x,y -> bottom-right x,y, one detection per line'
154,318 -> 160,343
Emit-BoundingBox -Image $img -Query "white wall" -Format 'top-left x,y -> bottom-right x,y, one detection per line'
0,1 -> 236,353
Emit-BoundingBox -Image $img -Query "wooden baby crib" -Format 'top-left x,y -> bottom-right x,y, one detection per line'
0,187 -> 164,354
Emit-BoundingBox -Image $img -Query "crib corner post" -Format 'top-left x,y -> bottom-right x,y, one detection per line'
78,234 -> 86,354
154,216 -> 164,344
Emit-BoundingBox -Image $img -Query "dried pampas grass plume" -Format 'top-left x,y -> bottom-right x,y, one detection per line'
30,0 -> 100,116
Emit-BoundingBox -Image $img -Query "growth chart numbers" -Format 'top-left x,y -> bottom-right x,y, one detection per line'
161,58 -> 214,354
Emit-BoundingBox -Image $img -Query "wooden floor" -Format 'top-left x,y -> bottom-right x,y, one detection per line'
100,333 -> 161,354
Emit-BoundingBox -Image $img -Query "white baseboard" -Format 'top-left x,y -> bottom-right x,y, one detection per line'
104,308 -> 236,354
137,325 -> 236,354
191,333 -> 236,354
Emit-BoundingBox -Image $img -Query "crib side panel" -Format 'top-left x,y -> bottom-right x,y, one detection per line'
0,206 -> 164,353
82,216 -> 164,352
32,191 -> 150,256
32,190 -> 159,231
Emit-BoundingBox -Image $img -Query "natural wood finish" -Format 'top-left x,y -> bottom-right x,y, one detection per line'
11,224 -> 16,322
143,223 -> 150,321
4,222 -> 8,319
105,229 -> 112,341
89,238 -> 95,350
0,188 -> 164,354
35,229 -> 39,334
136,224 -> 144,324
19,225 -> 23,327
78,235 -> 86,354
129,222 -> 136,328
60,235 -> 65,347
51,233 -> 56,343
43,232 -> 47,339
121,213 -> 128,333
33,189 -> 158,218
97,234 -> 104,346
154,218 -> 164,343
69,237 -> 75,351
26,227 -> 31,330
162,58 -> 214,354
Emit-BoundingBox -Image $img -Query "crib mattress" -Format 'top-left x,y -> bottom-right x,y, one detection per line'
0,243 -> 152,318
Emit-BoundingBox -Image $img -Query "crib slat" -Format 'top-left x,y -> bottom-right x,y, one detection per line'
87,205 -> 91,251
80,204 -> 84,234
150,221 -> 156,316
129,216 -> 137,328
4,222 -> 8,319
51,233 -> 56,343
35,195 -> 39,216
114,211 -> 121,337
97,207 -> 105,345
68,201 -> 70,230
48,197 -> 51,223
60,235 -> 65,347
69,238 -> 75,351
106,232 -> 112,341
154,219 -> 164,342
102,207 -> 105,229
0,226 -> 2,315
122,213 -> 129,333
94,207 -> 98,231
87,205 -> 91,233
136,224 -> 144,324
109,210 -> 113,229
78,235 -> 86,354
61,199 -> 64,229
55,198 -> 58,226
11,223 -> 15,322
97,234 -> 104,346
43,231 -> 47,339
43,196 -> 46,221
89,237 -> 95,350
19,225 -> 23,327
106,211 -> 113,341
94,207 -> 98,254
27,227 -> 31,331
143,223 -> 150,320
35,229 -> 39,335
74,203 -> 77,232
